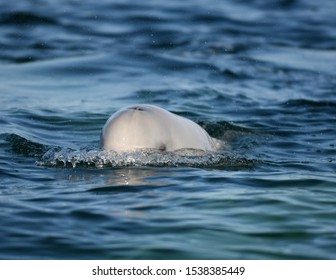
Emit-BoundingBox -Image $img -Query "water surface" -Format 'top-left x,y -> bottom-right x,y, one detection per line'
0,0 -> 336,259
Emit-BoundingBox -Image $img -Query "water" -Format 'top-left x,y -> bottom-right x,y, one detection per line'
0,0 -> 336,259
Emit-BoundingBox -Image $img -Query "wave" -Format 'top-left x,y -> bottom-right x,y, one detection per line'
282,99 -> 336,108
6,134 -> 257,169
0,11 -> 58,26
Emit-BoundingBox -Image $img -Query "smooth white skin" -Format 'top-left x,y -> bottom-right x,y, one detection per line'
101,104 -> 219,152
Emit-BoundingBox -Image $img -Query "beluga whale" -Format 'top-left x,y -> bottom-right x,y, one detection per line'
100,104 -> 220,153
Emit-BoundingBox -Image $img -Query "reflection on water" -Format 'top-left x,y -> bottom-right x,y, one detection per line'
56,166 -> 175,187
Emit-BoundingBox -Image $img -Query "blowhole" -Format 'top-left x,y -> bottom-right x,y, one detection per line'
130,106 -> 145,111
158,144 -> 166,151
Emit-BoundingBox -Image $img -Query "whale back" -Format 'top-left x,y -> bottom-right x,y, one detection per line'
101,104 -> 217,152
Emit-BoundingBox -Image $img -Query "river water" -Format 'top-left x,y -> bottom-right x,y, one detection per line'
0,0 -> 335,259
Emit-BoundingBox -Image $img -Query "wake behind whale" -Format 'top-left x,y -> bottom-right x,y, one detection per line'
6,105 -> 257,169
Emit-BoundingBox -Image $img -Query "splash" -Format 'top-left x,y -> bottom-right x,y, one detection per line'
37,147 -> 257,169
7,134 -> 258,169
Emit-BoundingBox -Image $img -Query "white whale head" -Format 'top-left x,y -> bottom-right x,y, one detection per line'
100,104 -> 219,152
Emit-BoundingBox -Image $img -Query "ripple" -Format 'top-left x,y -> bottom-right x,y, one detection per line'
5,133 -> 48,157
5,122 -> 258,169
0,11 -> 58,26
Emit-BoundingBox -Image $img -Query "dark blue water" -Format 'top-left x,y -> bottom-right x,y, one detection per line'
1,0 -> 336,259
